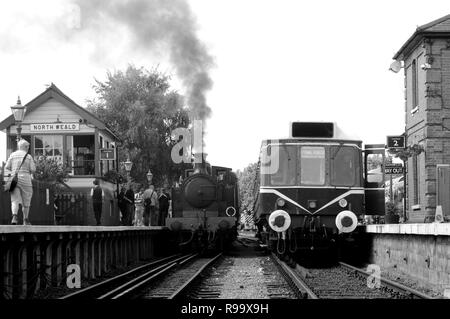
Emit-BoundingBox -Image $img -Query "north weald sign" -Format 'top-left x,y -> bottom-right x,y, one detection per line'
386,135 -> 405,149
385,164 -> 404,175
30,123 -> 80,131
100,149 -> 116,160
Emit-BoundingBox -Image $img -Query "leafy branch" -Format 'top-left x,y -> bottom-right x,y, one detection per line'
391,144 -> 424,162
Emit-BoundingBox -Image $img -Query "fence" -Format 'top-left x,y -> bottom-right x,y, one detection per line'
0,180 -> 54,225
54,193 -> 88,225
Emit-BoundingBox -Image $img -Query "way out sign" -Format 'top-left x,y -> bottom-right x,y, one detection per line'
386,136 -> 405,149
385,164 -> 404,175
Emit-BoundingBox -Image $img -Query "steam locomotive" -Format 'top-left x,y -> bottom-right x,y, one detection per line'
254,122 -> 385,261
166,153 -> 240,251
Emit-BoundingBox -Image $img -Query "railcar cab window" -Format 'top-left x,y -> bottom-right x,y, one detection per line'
261,145 -> 296,186
300,146 -> 325,185
330,146 -> 359,186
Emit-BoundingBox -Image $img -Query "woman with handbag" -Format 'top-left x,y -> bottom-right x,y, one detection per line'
4,139 -> 36,225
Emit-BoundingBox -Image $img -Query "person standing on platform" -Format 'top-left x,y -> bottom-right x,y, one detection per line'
142,185 -> 152,226
90,179 -> 104,226
117,186 -> 127,225
124,184 -> 135,226
143,185 -> 158,226
158,187 -> 170,226
134,187 -> 145,226
4,139 -> 36,225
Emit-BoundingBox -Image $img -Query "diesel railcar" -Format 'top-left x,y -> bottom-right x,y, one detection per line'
166,153 -> 240,251
254,122 -> 385,260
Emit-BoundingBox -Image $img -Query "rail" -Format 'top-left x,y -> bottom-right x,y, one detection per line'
338,262 -> 433,299
60,254 -> 192,299
270,253 -> 318,299
169,253 -> 222,299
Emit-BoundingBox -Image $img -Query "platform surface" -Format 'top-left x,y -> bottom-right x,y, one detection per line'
0,225 -> 167,234
366,223 -> 450,236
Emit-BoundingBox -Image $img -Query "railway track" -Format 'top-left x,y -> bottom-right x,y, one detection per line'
140,253 -> 223,299
272,253 -> 434,299
60,234 -> 434,300
60,253 -> 196,299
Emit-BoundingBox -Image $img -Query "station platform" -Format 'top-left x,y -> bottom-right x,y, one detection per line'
0,225 -> 170,299
0,225 -> 167,234
363,223 -> 450,295
366,223 -> 450,236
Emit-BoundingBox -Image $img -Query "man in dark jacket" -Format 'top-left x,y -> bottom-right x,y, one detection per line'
91,179 -> 104,225
124,184 -> 135,226
158,187 -> 170,226
118,186 -> 127,225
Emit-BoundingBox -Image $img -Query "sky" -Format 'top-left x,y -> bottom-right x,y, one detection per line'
0,0 -> 449,171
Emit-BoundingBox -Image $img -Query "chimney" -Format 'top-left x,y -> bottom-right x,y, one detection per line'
193,152 -> 208,174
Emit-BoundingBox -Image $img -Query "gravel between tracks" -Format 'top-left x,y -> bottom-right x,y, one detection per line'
304,266 -> 413,298
377,265 -> 443,298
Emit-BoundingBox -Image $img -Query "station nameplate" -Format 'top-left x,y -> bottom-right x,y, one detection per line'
30,123 -> 80,131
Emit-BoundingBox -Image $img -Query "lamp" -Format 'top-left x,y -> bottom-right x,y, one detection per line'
124,158 -> 132,173
124,158 -> 132,186
10,97 -> 26,142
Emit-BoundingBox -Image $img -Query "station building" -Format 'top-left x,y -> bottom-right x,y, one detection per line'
0,84 -> 121,225
0,83 -> 119,186
393,14 -> 450,222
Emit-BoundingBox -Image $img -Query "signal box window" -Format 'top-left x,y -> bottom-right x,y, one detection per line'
331,146 -> 359,186
34,135 -> 63,162
300,147 -> 325,185
269,145 -> 296,186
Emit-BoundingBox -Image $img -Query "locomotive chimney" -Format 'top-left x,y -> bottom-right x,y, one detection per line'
193,152 -> 208,174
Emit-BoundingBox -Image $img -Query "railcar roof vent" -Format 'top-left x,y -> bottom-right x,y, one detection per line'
290,122 -> 334,138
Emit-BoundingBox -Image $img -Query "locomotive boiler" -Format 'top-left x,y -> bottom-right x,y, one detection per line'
254,122 -> 386,262
166,153 -> 240,251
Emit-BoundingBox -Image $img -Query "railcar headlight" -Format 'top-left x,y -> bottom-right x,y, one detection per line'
339,198 -> 348,208
276,198 -> 285,207
308,200 -> 317,209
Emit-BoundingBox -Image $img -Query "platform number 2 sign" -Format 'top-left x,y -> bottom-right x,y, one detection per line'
366,264 -> 381,289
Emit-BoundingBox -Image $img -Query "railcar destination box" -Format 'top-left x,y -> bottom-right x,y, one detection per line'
291,122 -> 334,138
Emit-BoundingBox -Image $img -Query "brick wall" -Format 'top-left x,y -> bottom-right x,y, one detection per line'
404,38 -> 450,222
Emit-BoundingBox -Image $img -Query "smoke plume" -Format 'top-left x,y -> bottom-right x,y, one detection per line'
74,0 -> 214,121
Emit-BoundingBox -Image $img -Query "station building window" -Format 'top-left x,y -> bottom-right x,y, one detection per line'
34,135 -> 63,161
413,154 -> 420,205
8,135 -> 31,154
412,59 -> 419,108
71,135 -> 95,176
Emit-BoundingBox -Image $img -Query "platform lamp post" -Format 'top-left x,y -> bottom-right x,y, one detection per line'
10,97 -> 26,142
124,158 -> 132,187
146,169 -> 153,187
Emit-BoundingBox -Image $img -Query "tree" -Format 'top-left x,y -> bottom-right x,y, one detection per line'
236,162 -> 260,213
87,65 -> 192,186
